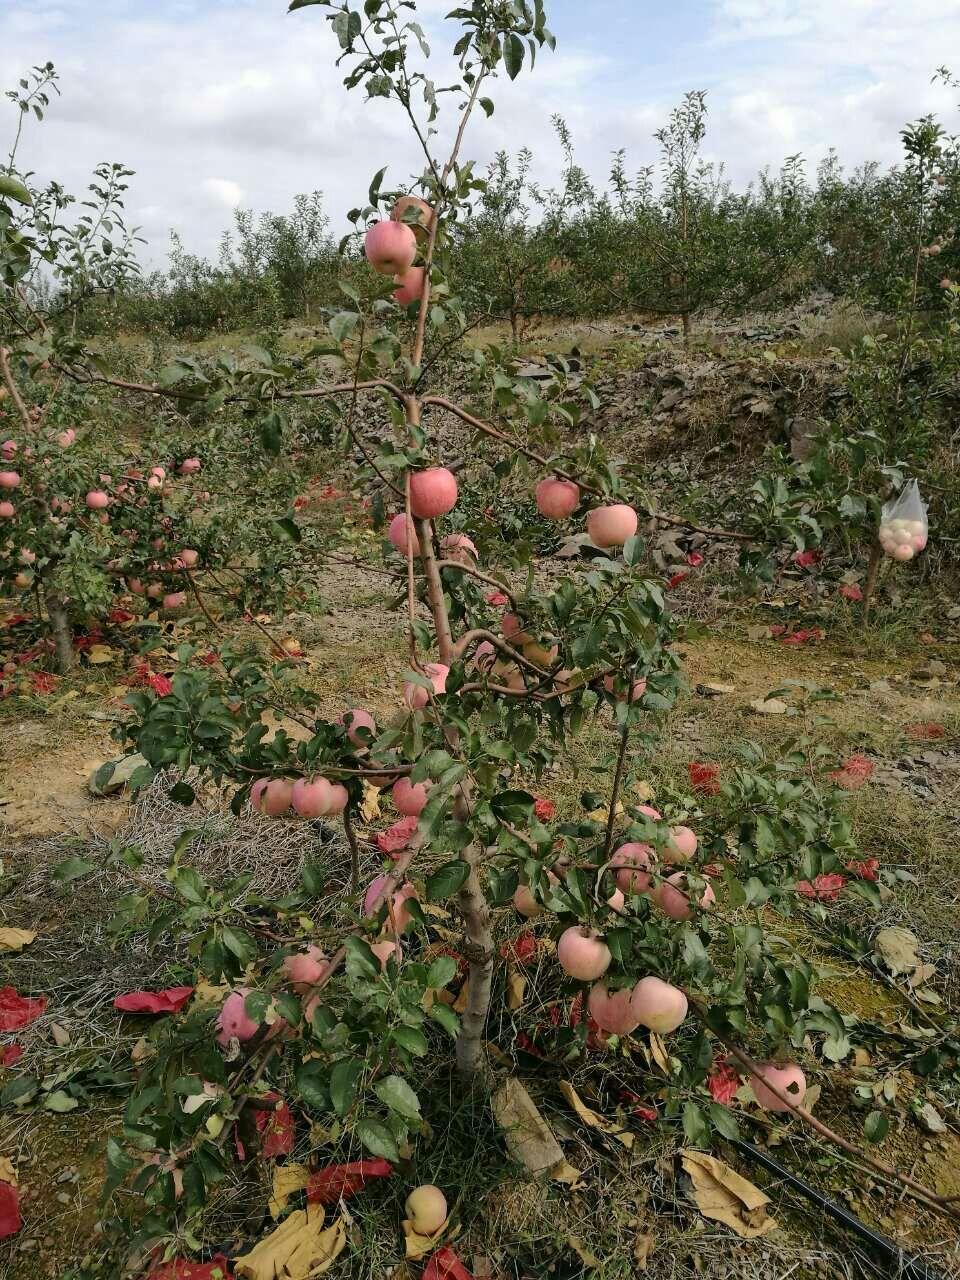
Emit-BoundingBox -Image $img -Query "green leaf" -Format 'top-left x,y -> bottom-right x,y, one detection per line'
43,1089 -> 80,1113
504,32 -> 524,79
272,517 -> 301,543
392,1026 -> 429,1057
221,926 -> 257,967
345,936 -> 380,980
479,97 -> 494,117
0,174 -> 32,205
330,1057 -> 364,1117
1,1076 -> 38,1107
864,1110 -> 889,1144
356,1116 -> 400,1162
425,955 -> 457,989
428,1003 -> 459,1038
53,856 -> 97,884
682,1100 -> 710,1147
295,1059 -> 329,1110
169,780 -> 196,806
374,1074 -> 421,1121
425,860 -> 470,902
708,1102 -> 740,1140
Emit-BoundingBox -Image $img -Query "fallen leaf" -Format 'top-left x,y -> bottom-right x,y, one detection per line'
0,987 -> 46,1031
87,644 -> 117,665
269,1163 -> 309,1218
0,1159 -> 18,1241
50,1021 -> 71,1047
193,981 -> 230,1005
681,1150 -> 779,1238
634,1233 -> 656,1269
566,1238 -> 601,1268
0,929 -> 35,953
453,977 -> 471,1015
0,1044 -> 23,1067
648,1031 -> 673,1076
423,1247 -> 474,1280
701,683 -> 735,696
633,780 -> 656,803
360,781 -> 381,824
491,1077 -> 582,1185
149,1256 -> 234,1279
114,987 -> 194,1015
233,1207 -> 346,1279
749,698 -> 789,715
559,1081 -> 634,1149
874,926 -> 921,977
307,1158 -> 392,1206
506,969 -> 526,1011
404,1212 -> 449,1261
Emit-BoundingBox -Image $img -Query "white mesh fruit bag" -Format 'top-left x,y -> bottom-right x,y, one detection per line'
878,480 -> 928,562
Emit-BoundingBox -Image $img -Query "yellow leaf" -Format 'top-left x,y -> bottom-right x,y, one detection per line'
634,1232 -> 656,1269
360,781 -> 381,823
269,1162 -> 310,1218
193,981 -> 230,1004
681,1150 -> 779,1238
491,1077 -> 583,1186
453,976 -> 470,1014
205,1113 -> 225,1137
402,1214 -> 448,1261
87,644 -> 117,665
234,1207 -> 346,1279
0,928 -> 36,952
648,1031 -> 673,1076
506,967 -> 526,1011
633,780 -> 656,803
0,1157 -> 17,1187
566,1237 -> 601,1268
558,1081 -> 634,1149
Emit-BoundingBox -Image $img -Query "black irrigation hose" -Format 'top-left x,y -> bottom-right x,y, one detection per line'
729,1136 -> 948,1280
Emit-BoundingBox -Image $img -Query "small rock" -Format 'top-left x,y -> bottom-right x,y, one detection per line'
88,752 -> 149,797
749,697 -> 790,715
916,1102 -> 947,1134
55,1192 -> 72,1205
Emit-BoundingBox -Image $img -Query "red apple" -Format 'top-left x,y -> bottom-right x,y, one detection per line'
557,926 -> 612,980
535,477 -> 579,519
631,976 -> 688,1033
409,467 -> 458,519
587,504 -> 638,548
365,220 -> 417,276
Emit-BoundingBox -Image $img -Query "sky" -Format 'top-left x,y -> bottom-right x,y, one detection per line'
1,0 -> 958,270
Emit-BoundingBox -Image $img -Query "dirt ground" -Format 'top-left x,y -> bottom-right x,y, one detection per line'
2,542 -> 959,1278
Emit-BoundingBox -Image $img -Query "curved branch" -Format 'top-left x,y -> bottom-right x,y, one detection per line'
0,346 -> 31,427
698,1009 -> 960,1222
421,394 -> 752,543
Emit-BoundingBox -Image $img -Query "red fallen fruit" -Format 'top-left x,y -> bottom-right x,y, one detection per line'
749,1062 -> 807,1112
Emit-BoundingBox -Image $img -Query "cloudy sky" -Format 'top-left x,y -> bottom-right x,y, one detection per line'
2,0 -> 958,269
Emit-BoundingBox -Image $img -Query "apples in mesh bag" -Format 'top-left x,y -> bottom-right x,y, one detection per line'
878,479 -> 928,562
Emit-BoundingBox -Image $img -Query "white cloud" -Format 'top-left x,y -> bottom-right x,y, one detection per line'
0,0 -> 958,269
203,177 -> 244,208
